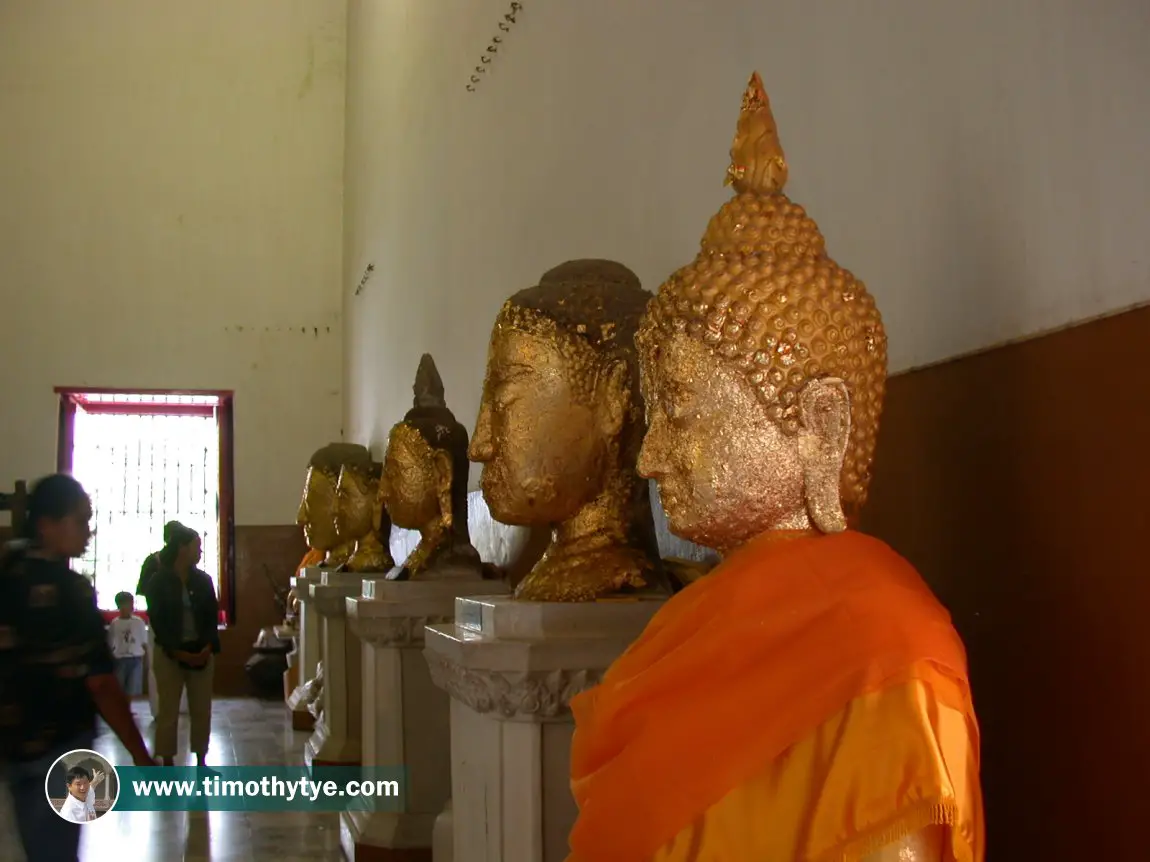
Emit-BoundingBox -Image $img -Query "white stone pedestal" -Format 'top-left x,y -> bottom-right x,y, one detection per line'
286,567 -> 325,730
305,570 -> 365,768
424,595 -> 665,862
340,577 -> 509,862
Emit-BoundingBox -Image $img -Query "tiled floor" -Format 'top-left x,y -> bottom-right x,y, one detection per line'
0,698 -> 343,862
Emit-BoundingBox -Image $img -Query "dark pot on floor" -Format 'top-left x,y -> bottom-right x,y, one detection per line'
245,629 -> 292,698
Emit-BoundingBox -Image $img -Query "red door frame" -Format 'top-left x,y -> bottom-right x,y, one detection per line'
54,387 -> 237,626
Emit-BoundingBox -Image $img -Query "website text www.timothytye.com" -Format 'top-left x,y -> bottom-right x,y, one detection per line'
131,774 -> 399,803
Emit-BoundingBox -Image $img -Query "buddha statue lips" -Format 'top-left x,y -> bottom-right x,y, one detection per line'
470,260 -> 668,602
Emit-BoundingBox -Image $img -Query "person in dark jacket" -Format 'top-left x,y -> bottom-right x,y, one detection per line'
135,519 -> 184,598
145,524 -> 220,767
0,474 -> 155,861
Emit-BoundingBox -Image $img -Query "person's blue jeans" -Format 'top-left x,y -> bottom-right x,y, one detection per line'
4,728 -> 96,862
114,656 -> 144,696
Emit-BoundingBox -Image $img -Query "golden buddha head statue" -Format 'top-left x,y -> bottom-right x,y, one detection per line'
380,354 -> 482,579
470,260 -> 666,602
637,72 -> 888,554
296,442 -> 373,567
334,461 -> 395,573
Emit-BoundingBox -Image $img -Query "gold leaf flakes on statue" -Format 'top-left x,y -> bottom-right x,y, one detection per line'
296,443 -> 373,568
471,260 -> 669,602
334,461 -> 394,573
380,354 -> 485,581
638,72 -> 888,550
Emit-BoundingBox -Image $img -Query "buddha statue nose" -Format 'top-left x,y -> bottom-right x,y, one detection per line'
468,403 -> 494,462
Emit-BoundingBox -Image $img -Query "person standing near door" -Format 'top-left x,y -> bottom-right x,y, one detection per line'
145,524 -> 220,768
136,519 -> 184,599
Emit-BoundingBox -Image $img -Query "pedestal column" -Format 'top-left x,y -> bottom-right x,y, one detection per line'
340,578 -> 509,862
305,570 -> 365,768
286,566 -> 325,731
424,595 -> 664,862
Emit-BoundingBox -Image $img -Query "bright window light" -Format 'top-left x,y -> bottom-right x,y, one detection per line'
71,404 -> 221,610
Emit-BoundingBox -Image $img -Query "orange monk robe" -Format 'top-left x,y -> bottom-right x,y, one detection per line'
568,531 -> 983,862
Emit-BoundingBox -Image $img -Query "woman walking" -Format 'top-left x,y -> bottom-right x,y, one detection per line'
144,524 -> 220,767
0,474 -> 154,861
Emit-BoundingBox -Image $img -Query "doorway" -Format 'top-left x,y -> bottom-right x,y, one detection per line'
55,389 -> 235,623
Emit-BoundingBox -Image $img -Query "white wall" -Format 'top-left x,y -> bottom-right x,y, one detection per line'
0,0 -> 348,524
343,0 -> 1150,479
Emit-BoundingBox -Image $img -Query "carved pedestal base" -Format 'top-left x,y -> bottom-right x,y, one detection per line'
287,567 -> 325,731
306,571 -> 365,768
424,595 -> 665,862
341,578 -> 508,862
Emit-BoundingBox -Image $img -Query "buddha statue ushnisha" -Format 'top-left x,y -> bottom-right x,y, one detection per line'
333,461 -> 395,573
566,74 -> 984,862
381,354 -> 484,581
469,260 -> 669,602
296,443 -> 374,569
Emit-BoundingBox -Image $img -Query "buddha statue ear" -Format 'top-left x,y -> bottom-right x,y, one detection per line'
796,378 -> 850,534
433,449 -> 454,531
595,358 -> 629,439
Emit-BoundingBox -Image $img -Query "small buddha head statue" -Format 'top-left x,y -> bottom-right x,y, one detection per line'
469,260 -> 666,601
380,354 -> 481,579
334,461 -> 395,573
296,442 -> 373,568
636,72 -> 888,555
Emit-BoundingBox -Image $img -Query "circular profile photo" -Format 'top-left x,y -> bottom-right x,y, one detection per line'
45,749 -> 119,823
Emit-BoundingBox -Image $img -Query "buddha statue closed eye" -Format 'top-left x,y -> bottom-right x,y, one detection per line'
333,461 -> 394,574
296,443 -> 373,569
380,354 -> 484,580
469,259 -> 668,602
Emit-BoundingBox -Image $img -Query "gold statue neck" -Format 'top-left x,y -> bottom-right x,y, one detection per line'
349,529 -> 393,570
719,525 -> 819,560
550,469 -> 644,558
323,540 -> 356,568
715,510 -> 813,558
403,518 -> 448,576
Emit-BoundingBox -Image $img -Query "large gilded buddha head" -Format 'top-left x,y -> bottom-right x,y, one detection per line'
334,461 -> 394,573
380,354 -> 483,580
296,442 -> 374,568
470,260 -> 666,602
637,72 -> 888,555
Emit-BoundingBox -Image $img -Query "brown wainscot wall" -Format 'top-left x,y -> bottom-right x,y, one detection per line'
860,304 -> 1150,862
215,524 -> 308,697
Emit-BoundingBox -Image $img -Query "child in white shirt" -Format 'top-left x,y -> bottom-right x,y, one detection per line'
58,766 -> 102,822
107,591 -> 147,696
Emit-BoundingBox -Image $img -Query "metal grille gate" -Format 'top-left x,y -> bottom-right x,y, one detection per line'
70,397 -> 221,611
